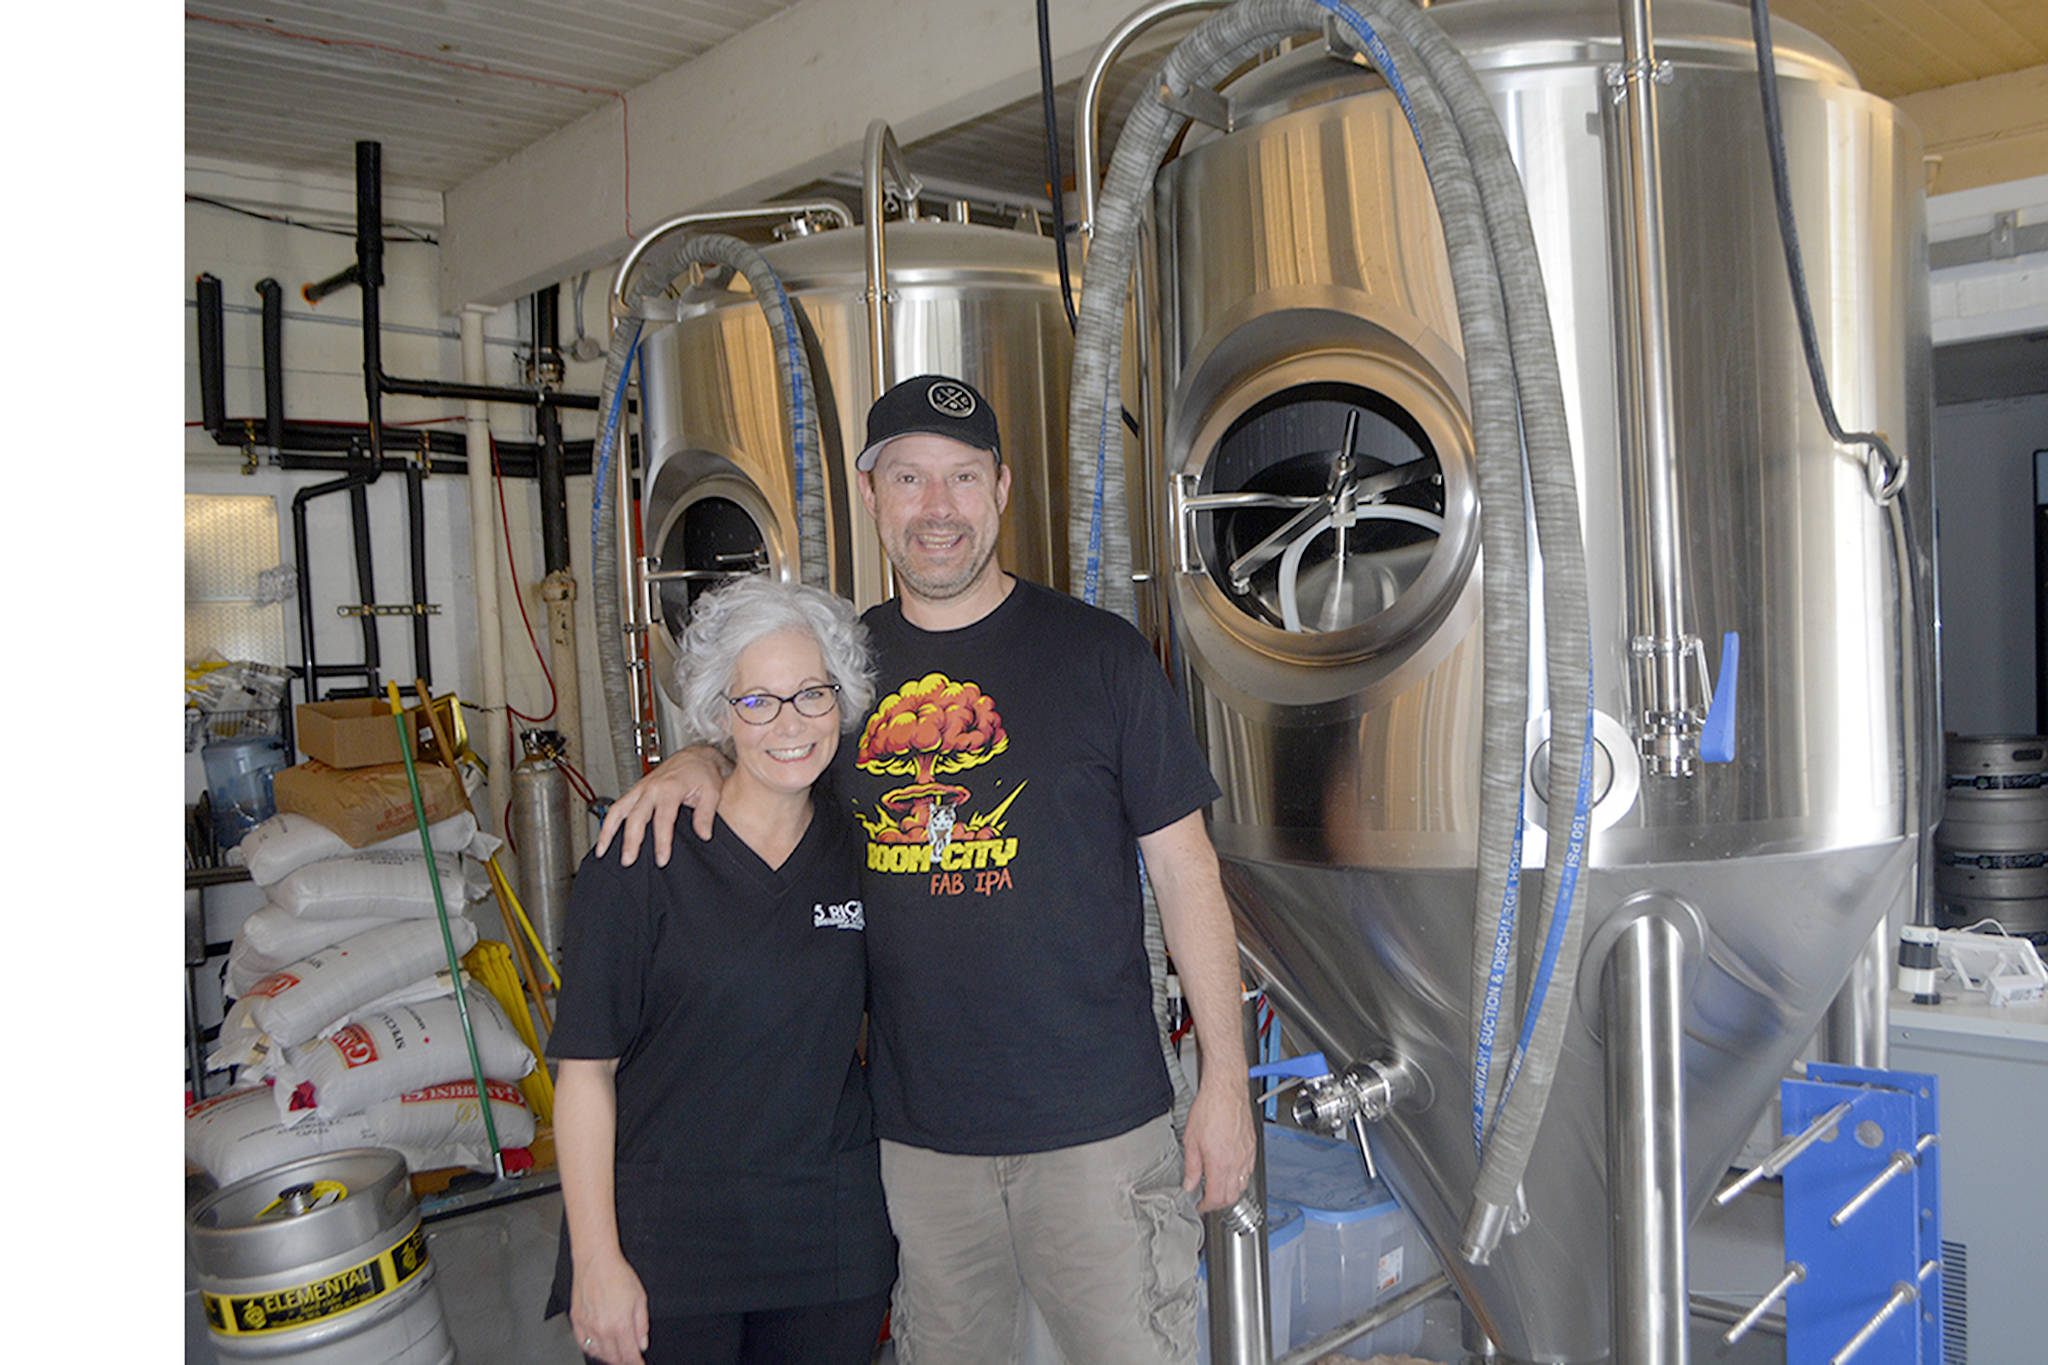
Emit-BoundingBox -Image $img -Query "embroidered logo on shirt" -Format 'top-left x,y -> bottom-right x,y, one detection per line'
813,899 -> 865,930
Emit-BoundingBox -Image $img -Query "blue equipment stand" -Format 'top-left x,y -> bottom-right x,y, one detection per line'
1780,1062 -> 1942,1364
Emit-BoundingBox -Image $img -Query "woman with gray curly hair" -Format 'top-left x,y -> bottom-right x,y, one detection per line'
545,575 -> 894,1365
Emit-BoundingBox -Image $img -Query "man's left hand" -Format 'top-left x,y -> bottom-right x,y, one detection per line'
1181,1072 -> 1257,1213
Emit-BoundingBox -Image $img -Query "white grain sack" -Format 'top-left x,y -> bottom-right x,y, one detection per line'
368,1079 -> 537,1172
210,916 -> 478,1072
271,987 -> 533,1125
233,809 -> 500,886
184,1085 -> 383,1186
233,905 -> 393,981
268,850 -> 487,920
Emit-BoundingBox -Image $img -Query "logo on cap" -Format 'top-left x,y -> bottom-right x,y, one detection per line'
927,381 -> 977,419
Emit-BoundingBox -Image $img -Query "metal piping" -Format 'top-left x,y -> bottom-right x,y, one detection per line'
535,285 -> 571,576
862,121 -> 921,401
1823,922 -> 1891,1069
1611,0 -> 1700,777
1206,992 -> 1274,1365
1275,1274 -> 1454,1365
607,202 -> 854,321
257,278 -> 285,452
356,141 -> 388,478
1077,0 -> 1228,240
529,282 -> 586,774
290,457 -> 383,703
195,273 -> 227,438
1603,912 -> 1690,1365
403,459 -> 433,682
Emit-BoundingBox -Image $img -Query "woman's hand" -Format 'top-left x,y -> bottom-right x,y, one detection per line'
569,1248 -> 650,1364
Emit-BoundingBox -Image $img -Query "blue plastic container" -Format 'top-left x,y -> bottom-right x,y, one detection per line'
202,736 -> 286,850
1263,1123 -> 1435,1360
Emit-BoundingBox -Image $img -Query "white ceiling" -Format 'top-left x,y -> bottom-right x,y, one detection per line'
185,2 -> 2048,222
185,1 -> 799,193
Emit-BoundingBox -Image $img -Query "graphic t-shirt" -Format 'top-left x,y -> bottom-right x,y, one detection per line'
545,798 -> 895,1316
838,579 -> 1222,1155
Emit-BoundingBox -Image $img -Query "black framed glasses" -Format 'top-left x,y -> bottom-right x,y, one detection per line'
725,683 -> 842,725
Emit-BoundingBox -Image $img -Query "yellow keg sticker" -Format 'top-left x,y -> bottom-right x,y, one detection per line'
202,1225 -> 429,1336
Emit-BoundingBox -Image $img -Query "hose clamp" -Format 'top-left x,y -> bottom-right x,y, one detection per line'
1864,443 -> 1908,505
1604,58 -> 1674,104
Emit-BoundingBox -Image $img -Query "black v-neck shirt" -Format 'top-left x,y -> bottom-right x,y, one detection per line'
546,790 -> 894,1315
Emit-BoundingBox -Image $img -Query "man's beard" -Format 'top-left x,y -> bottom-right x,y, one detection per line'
889,520 -> 999,602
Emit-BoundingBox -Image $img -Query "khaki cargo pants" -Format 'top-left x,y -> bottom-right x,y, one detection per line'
880,1115 -> 1202,1365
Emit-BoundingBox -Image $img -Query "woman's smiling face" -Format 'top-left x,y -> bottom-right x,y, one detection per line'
722,626 -> 840,799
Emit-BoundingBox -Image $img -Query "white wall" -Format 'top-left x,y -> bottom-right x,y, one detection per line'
185,159 -> 629,822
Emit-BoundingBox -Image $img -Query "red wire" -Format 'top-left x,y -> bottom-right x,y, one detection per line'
558,757 -> 598,804
492,436 -> 557,725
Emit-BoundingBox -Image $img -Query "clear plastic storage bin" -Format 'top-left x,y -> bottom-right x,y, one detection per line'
1263,1123 -> 1435,1360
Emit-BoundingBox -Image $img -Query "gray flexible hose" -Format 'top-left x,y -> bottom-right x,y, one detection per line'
593,233 -> 827,792
1070,0 -> 1591,1265
1350,0 -> 1592,1257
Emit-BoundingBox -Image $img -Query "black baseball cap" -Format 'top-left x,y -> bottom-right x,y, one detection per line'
854,374 -> 1002,471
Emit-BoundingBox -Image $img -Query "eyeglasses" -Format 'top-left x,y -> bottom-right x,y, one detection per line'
725,684 -> 841,725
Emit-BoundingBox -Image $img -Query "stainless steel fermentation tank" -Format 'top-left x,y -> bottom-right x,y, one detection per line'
626,216 -> 1077,754
1135,1 -> 1932,1360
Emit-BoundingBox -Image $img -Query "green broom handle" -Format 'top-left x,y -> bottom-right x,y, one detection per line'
386,683 -> 505,1177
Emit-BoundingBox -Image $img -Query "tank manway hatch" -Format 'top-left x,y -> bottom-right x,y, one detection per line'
1169,339 -> 1478,712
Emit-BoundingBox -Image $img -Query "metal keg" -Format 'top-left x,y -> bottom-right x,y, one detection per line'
187,1148 -> 454,1363
1936,734 -> 2048,934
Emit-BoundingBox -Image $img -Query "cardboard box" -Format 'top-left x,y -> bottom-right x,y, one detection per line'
296,699 -> 416,769
272,759 -> 466,848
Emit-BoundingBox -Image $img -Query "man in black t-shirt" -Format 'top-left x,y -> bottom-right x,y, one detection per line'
599,375 -> 1254,1364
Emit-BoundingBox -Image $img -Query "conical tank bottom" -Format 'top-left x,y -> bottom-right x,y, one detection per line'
1223,837 -> 1915,1364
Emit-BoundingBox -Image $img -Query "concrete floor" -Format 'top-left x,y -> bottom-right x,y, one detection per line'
186,1178 -> 1779,1364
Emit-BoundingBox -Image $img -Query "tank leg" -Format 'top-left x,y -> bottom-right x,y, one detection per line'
1822,921 -> 1891,1069
1604,913 -> 1691,1365
1205,990 -> 1272,1365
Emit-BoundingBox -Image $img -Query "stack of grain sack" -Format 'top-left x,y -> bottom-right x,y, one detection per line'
186,711 -> 542,1188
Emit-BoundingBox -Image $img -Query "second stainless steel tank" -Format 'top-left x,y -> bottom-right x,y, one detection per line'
633,219 -> 1076,753
1143,2 -> 1933,1359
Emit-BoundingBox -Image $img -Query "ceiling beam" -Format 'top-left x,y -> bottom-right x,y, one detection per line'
439,0 -> 1165,310
1900,63 -> 2048,197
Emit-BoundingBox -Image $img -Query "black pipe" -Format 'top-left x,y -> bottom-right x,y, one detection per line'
292,458 -> 381,705
353,140 -> 440,687
196,273 -> 226,437
535,285 -> 571,575
379,372 -> 601,411
302,263 -> 361,306
270,443 -> 595,476
535,285 -> 562,380
355,141 -> 387,478
405,459 -> 432,680
257,278 -> 285,451
348,479 -> 383,678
